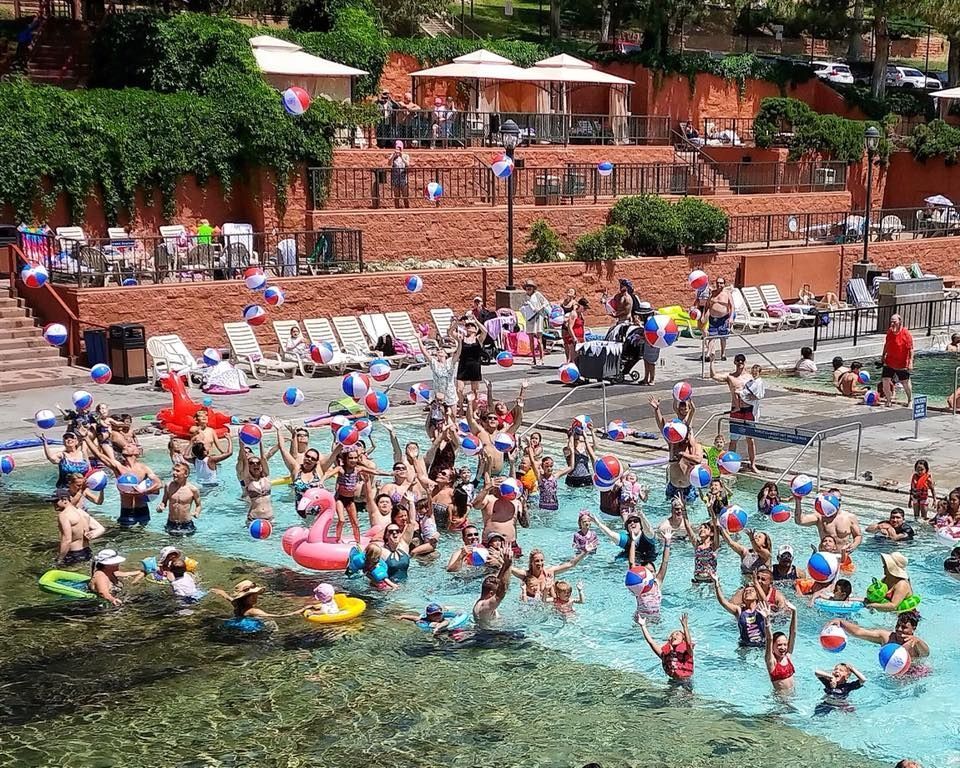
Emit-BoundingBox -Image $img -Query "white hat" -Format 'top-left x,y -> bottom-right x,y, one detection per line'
95,548 -> 126,566
159,546 -> 182,563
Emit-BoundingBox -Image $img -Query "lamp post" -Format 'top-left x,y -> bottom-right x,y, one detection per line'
500,118 -> 521,293
862,125 -> 880,264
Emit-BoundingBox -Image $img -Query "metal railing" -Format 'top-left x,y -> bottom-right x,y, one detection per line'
680,117 -> 756,146
710,160 -> 848,194
370,110 -> 672,148
954,366 -> 959,415
17,228 -> 364,286
812,296 -> 960,350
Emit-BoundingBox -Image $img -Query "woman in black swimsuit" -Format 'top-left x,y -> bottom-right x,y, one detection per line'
456,318 -> 487,405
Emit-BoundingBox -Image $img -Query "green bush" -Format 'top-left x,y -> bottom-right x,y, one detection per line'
523,219 -> 563,263
834,84 -> 935,121
906,120 -> 960,165
610,195 -> 684,256
676,197 -> 728,250
386,36 -> 549,68
574,225 -> 626,262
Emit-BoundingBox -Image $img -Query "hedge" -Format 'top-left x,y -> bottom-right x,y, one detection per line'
608,195 -> 728,256
906,120 -> 960,165
574,225 -> 627,262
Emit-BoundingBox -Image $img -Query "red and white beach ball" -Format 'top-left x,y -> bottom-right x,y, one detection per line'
672,381 -> 693,402
689,307 -> 702,321
719,505 -> 748,533
369,358 -> 391,382
250,519 -> 273,539
625,565 -> 655,596
662,419 -> 688,444
243,267 -> 267,291
242,304 -> 266,326
342,372 -> 371,400
281,86 -> 311,116
310,343 -> 334,365
491,153 -> 514,179
643,315 -> 680,349
493,432 -> 515,453
718,451 -> 741,475
770,503 -> 792,523
688,270 -> 709,291
263,286 -> 284,306
559,363 -> 580,384
43,323 -> 68,347
84,468 -> 108,491
460,434 -> 482,456
335,424 -> 360,447
606,420 -> 628,441
354,418 -> 372,439
819,624 -> 847,653
21,264 -> 48,288
364,389 -> 390,415
572,414 -> 593,432
815,492 -> 841,518
239,424 -> 263,446
90,364 -> 112,385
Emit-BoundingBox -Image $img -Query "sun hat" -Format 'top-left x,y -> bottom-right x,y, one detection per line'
881,552 -> 909,579
313,583 -> 335,603
95,549 -> 126,566
159,546 -> 182,564
230,580 -> 265,600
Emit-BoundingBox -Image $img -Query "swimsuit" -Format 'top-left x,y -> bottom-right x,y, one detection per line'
618,531 -> 658,564
245,478 -> 273,521
384,547 -> 410,581
769,655 -> 795,682
456,338 -> 483,383
61,547 -> 91,565
708,313 -> 731,336
57,454 -> 91,488
740,551 -> 762,575
572,530 -> 598,553
292,471 -> 322,512
431,502 -> 450,529
737,608 -> 766,647
418,512 -> 439,542
538,476 -> 558,511
192,457 -> 219,486
566,449 -> 592,488
165,519 -> 197,536
336,470 -> 359,502
634,580 -> 662,617
693,545 -> 717,582
661,641 -> 694,679
118,506 -> 150,528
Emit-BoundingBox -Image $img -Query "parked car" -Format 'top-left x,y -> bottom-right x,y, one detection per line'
924,73 -> 942,90
812,61 -> 855,85
886,65 -> 928,89
588,38 -> 642,55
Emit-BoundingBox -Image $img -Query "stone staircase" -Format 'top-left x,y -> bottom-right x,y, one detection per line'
673,147 -> 734,195
26,17 -> 91,88
0,294 -> 88,393
418,14 -> 456,38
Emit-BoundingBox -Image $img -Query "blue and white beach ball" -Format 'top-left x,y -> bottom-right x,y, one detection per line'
791,474 -> 814,497
202,347 -> 222,366
606,420 -> 628,441
116,473 -> 142,494
499,477 -> 520,500
491,153 -> 514,179
369,358 -> 391,382
662,419 -> 688,444
593,473 -> 616,490
548,305 -> 566,328
84,468 -> 108,491
864,390 -> 879,406
263,286 -> 284,306
597,161 -> 614,177
820,624 -> 847,653
493,432 -> 515,453
807,551 -> 840,583
342,372 -> 371,401
281,86 -> 311,116
878,643 -> 911,676
625,565 -> 655,596
282,387 -> 304,406
468,546 -> 489,566
460,434 -> 482,456
310,342 -> 334,365
815,492 -> 841,518
404,274 -> 423,293
72,390 -> 93,411
858,371 -> 871,385
689,464 -> 712,488
643,314 -> 680,349
239,424 -> 262,446
559,363 -> 580,384
35,409 -> 57,429
363,389 -> 390,415
719,505 -> 748,533
409,382 -> 432,404
594,454 -> 622,484
426,181 -> 443,201
335,424 -> 360,447
0,455 -> 14,475
90,364 -> 112,384
243,267 -> 267,291
43,323 -> 68,347
718,451 -> 741,475
672,381 -> 693,402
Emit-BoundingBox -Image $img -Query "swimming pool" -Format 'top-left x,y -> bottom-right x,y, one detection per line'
3,423 -> 957,767
799,352 -> 960,403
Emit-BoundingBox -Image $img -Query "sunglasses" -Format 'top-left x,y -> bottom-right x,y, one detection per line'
464,531 -> 479,539
304,455 -> 319,462
386,528 -> 401,535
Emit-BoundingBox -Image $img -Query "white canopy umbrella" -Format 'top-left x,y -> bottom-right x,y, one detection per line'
924,194 -> 954,207
408,49 -> 532,81
525,53 -> 635,86
249,35 -> 368,102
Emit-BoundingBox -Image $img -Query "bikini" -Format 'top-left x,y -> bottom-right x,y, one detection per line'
246,477 -> 273,522
769,655 -> 795,682
336,470 -> 359,503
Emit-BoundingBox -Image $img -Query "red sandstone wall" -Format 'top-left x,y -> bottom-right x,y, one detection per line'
881,153 -> 960,210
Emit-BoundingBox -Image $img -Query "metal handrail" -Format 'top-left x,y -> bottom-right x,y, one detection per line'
765,420 -> 864,491
518,381 -> 607,439
954,365 -> 959,415
699,332 -> 782,379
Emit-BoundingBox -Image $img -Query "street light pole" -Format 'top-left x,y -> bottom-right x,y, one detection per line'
862,125 -> 880,264
500,119 -> 520,291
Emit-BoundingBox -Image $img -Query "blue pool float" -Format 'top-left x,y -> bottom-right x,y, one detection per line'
813,598 -> 863,615
223,617 -> 266,633
416,611 -> 470,631
0,437 -> 62,451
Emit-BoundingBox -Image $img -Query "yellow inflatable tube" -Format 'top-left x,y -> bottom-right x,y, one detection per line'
658,305 -> 701,338
271,475 -> 292,486
304,594 -> 366,624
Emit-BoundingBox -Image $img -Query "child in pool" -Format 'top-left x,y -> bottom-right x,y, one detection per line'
210,580 -> 303,620
699,478 -> 730,517
909,459 -> 935,521
549,580 -> 584,615
166,558 -> 203,602
636,612 -> 694,681
682,508 -> 721,583
809,577 -> 853,604
362,543 -> 399,591
303,583 -> 341,617
411,497 -> 440,556
617,472 -> 648,519
398,603 -> 457,635
572,511 -> 599,554
814,663 -> 866,715
704,433 -> 726,478
520,574 -> 543,603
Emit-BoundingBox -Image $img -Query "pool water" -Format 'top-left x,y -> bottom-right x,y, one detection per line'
801,352 -> 960,403
2,423 -> 957,767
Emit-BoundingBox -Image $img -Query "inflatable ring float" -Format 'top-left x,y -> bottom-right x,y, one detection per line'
304,593 -> 366,624
416,610 -> 469,631
896,595 -> 921,613
271,475 -> 292,487
224,617 -> 267,633
39,570 -> 94,600
935,526 -> 960,546
813,598 -> 863,615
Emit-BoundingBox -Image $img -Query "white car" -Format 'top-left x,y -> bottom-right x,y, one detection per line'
886,66 -> 927,89
925,75 -> 942,91
812,61 -> 855,85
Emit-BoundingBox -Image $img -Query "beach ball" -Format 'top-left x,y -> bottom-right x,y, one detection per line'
364,389 -> 390,415
426,181 -> 443,201
791,474 -> 814,497
688,270 -> 709,291
878,643 -> 911,676
368,358 -> 391,382
770,503 -> 792,523
672,381 -> 693,402
594,454 -> 622,484
243,267 -> 267,291
689,464 -> 712,489
607,420 -> 628,441
329,415 -> 351,433
499,477 -> 520,500
643,314 -> 680,349
249,518 -> 273,540
281,86 -> 311,116
662,419 -> 688,444
604,296 -> 618,317
35,409 -> 57,429
90,364 -> 112,384
72,390 -> 93,411
409,382 -> 432,404
282,387 -> 304,406
460,434 -> 482,456
239,424 -> 262,447
864,391 -> 879,406
0,455 -> 14,475
625,565 -> 655,596
202,347 -> 222,366
405,274 -> 423,293
496,351 -> 514,368
689,307 -> 702,321
559,363 -> 580,384
572,415 -> 593,432
117,473 -> 141,494
122,278 -> 138,286
354,418 -> 373,439
491,153 -> 514,179
263,286 -> 285,306
548,305 -> 566,328
820,624 -> 847,653
597,161 -> 614,177
719,505 -> 748,533
342,372 -> 371,401
43,323 -> 68,347
858,371 -> 871,385
493,432 -> 515,453
593,473 -> 616,490
21,264 -> 48,288
242,304 -> 266,327
815,493 -> 841,519
256,415 -> 274,431
310,342 -> 334,365
457,418 -> 471,435
467,546 -> 489,566
807,551 -> 840,583
335,424 -> 360,447
718,451 -> 741,475
84,468 -> 108,491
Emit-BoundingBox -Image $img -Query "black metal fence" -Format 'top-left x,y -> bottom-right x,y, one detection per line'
371,110 -> 672,148
812,296 -> 960,350
681,117 -> 756,146
17,228 -> 364,286
710,160 -> 848,194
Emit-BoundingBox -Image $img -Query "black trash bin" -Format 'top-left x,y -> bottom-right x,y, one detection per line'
108,323 -> 147,384
84,329 -> 108,367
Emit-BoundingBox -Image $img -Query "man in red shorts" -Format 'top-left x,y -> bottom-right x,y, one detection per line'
880,314 -> 913,407
709,353 -> 762,471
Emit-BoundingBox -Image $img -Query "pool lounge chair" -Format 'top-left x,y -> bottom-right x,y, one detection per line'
333,316 -> 402,364
846,278 -> 877,311
271,320 -> 321,377
360,313 -> 417,362
743,285 -> 801,327
386,311 -> 431,353
731,288 -> 782,331
430,308 -> 455,338
303,317 -> 369,371
147,334 -> 206,387
224,322 -> 297,380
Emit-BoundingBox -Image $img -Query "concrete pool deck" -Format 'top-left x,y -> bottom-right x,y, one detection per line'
3,324 -> 958,504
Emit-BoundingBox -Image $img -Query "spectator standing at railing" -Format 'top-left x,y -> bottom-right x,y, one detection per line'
880,314 -> 914,408
389,141 -> 412,209
443,95 -> 457,144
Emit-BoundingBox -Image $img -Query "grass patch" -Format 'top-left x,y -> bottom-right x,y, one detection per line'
448,0 -> 548,41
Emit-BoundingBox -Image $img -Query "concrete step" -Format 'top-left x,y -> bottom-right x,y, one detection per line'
0,356 -> 67,372
0,367 -> 88,394
0,316 -> 37,330
2,327 -> 45,339
0,336 -> 50,351
0,345 -> 63,362
0,307 -> 30,318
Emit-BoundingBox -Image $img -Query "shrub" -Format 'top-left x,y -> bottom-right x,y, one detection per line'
676,197 -> 728,250
574,225 -> 626,262
609,195 -> 683,256
523,219 -> 563,263
906,120 -> 960,165
386,36 -> 548,68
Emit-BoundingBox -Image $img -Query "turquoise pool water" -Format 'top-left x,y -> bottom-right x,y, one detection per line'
801,352 -> 960,403
8,424 -> 959,767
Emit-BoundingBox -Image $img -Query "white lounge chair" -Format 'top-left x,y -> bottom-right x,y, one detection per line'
360,313 -> 391,346
303,318 -> 369,371
385,311 -> 426,350
731,287 -> 781,331
272,320 -> 320,377
147,334 -> 206,387
430,308 -> 455,338
333,315 -> 408,365
224,322 -> 297,380
759,284 -> 814,325
744,285 -> 801,327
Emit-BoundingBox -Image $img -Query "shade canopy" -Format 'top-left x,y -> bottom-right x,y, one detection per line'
526,53 -> 635,85
409,49 -> 531,81
249,35 -> 368,78
924,194 -> 954,207
930,86 -> 960,100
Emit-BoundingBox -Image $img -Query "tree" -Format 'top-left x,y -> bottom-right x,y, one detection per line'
916,0 -> 960,85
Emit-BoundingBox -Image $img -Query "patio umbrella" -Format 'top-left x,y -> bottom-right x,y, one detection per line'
924,194 -> 954,207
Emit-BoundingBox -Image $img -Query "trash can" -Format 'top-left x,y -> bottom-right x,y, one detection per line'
84,329 -> 108,367
108,323 -> 148,385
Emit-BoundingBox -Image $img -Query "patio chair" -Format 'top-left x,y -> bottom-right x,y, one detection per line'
147,334 -> 206,387
272,319 -> 320,377
360,313 -> 391,346
878,215 -> 905,241
55,226 -> 107,286
221,223 -> 257,274
845,277 -> 877,311
224,322 -> 297,380
430,308 -> 455,338
303,317 -> 370,371
742,286 -> 797,327
731,288 -> 782,331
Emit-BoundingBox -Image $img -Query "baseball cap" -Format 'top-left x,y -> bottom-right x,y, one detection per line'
423,602 -> 444,617
486,531 -> 506,545
313,583 -> 335,603
473,295 -> 482,302
777,544 -> 794,559
95,548 -> 126,566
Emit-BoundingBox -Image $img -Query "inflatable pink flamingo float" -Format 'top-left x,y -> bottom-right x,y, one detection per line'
281,488 -> 383,571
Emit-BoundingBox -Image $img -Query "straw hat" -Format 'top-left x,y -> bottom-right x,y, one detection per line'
880,552 -> 909,579
230,580 -> 264,600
